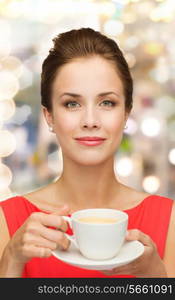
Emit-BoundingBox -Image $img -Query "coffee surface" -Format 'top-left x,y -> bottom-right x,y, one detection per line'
77,216 -> 118,224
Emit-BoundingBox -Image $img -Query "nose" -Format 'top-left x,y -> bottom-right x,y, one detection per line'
80,105 -> 101,129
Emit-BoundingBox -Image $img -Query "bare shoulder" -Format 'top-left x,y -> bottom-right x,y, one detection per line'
119,184 -> 150,210
23,182 -> 63,212
0,207 -> 10,259
163,200 -> 175,277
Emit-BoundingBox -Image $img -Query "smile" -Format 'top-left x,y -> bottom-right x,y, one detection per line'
75,140 -> 105,146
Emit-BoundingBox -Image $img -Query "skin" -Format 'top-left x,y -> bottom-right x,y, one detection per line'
0,55 -> 175,277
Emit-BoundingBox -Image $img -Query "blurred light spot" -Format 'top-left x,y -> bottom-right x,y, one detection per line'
12,127 -> 28,156
11,105 -> 31,125
156,96 -> 175,117
149,66 -> 169,83
150,3 -> 174,22
0,20 -> 11,57
104,20 -> 124,36
1,56 -> 23,78
168,148 -> 175,165
0,163 -> 12,189
124,118 -> 138,135
142,176 -> 160,193
0,99 -> 16,121
125,36 -> 139,49
144,42 -> 163,56
141,118 -> 161,137
115,157 -> 133,177
19,65 -> 33,90
100,2 -> 116,16
0,71 -> 19,101
0,40 -> 11,57
122,12 -> 137,23
2,1 -> 24,18
0,130 -> 16,157
112,0 -> 129,4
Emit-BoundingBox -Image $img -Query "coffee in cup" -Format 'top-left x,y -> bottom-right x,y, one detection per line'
63,208 -> 128,260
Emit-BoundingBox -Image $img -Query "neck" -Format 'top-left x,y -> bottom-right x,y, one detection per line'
54,155 -> 122,210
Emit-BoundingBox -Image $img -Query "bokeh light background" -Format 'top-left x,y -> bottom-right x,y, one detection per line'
0,0 -> 175,201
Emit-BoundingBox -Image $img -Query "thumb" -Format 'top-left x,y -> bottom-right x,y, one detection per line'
54,204 -> 71,216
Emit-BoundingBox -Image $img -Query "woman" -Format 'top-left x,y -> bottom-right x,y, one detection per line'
0,28 -> 175,278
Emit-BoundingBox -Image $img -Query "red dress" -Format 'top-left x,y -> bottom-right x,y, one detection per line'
0,195 -> 173,278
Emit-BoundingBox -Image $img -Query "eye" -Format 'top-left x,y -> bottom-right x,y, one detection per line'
64,101 -> 80,109
101,100 -> 116,107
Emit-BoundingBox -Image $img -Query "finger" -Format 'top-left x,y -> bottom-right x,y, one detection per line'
23,232 -> 58,251
101,263 -> 135,276
30,212 -> 69,232
53,204 -> 70,216
126,229 -> 153,246
38,225 -> 70,250
101,270 -> 114,276
22,244 -> 52,259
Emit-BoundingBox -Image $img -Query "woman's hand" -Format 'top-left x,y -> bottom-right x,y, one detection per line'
101,229 -> 167,278
3,205 -> 70,265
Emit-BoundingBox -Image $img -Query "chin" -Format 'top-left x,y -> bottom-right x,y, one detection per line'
73,155 -> 110,166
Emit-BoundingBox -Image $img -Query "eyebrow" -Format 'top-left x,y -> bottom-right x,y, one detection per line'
59,92 -> 121,98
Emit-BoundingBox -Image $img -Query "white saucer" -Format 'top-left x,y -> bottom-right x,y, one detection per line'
52,240 -> 144,271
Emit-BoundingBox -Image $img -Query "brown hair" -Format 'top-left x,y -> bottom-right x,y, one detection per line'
41,27 -> 133,112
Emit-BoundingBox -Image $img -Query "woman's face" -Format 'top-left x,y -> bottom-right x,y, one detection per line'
44,56 -> 129,166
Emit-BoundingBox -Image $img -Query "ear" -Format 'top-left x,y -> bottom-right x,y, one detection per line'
42,106 -> 54,129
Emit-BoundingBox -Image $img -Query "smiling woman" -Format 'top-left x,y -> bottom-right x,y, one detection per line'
0,27 -> 175,278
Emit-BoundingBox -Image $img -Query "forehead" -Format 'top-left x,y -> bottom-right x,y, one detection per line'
52,56 -> 124,96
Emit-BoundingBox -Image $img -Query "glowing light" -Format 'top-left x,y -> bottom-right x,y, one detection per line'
11,105 -> 31,125
0,163 -> 12,190
122,12 -> 137,24
0,20 -> 11,57
99,2 -> 116,17
149,66 -> 169,83
156,96 -> 175,117
142,176 -> 160,193
104,20 -> 124,36
125,36 -> 139,49
168,148 -> 175,165
144,42 -> 163,56
0,130 -> 16,157
1,56 -> 23,78
19,66 -> 33,90
0,99 -> 16,121
0,40 -> 11,57
140,118 -> 161,137
150,3 -> 174,22
115,157 -> 133,177
1,1 -> 24,18
124,118 -> 138,135
0,71 -> 19,101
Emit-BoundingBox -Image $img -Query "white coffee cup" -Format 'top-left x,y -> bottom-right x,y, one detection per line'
63,208 -> 128,260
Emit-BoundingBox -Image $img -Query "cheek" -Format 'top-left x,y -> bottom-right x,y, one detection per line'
103,113 -> 124,135
54,113 -> 78,134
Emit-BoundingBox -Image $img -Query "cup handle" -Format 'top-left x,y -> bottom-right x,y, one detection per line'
62,216 -> 78,249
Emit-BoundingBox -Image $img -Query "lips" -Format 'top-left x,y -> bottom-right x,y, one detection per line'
75,136 -> 106,147
75,137 -> 106,141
